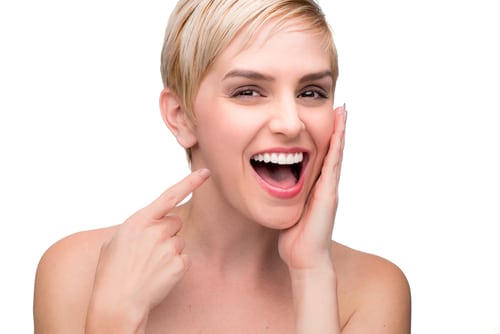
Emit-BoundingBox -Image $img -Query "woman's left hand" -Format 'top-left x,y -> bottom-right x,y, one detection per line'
278,105 -> 347,273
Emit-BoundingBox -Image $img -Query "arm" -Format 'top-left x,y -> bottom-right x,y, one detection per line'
85,169 -> 210,334
34,169 -> 211,334
279,105 -> 346,333
279,105 -> 411,333
33,229 -> 154,334
290,265 -> 340,333
290,250 -> 412,334
33,228 -> 154,334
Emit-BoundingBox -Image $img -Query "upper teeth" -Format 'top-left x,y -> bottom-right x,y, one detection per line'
251,152 -> 303,165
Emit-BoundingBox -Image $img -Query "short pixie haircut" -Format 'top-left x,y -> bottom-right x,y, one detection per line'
160,0 -> 339,121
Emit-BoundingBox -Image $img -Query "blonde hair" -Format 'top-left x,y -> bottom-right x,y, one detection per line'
160,0 -> 338,161
161,0 -> 338,117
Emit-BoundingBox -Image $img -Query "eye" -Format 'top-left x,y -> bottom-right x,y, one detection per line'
231,87 -> 265,98
298,87 -> 329,99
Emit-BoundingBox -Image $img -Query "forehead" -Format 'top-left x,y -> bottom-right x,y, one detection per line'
213,19 -> 331,75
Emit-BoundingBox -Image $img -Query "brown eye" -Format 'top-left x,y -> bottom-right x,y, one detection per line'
298,89 -> 328,99
237,89 -> 259,97
231,86 -> 266,98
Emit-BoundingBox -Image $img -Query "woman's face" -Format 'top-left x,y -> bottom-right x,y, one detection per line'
190,20 -> 335,229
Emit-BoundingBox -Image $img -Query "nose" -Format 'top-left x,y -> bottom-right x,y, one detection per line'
268,98 -> 305,138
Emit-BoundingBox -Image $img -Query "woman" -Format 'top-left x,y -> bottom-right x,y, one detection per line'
34,0 -> 411,332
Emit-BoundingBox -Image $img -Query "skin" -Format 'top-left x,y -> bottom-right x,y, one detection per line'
34,19 -> 411,334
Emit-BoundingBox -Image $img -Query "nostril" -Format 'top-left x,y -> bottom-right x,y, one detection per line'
268,113 -> 305,136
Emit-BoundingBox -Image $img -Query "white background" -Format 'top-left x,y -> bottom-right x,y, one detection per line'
1,0 -> 499,332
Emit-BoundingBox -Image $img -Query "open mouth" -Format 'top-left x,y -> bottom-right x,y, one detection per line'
250,152 -> 305,189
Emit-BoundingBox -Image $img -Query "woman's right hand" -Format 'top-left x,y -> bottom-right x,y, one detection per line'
85,168 -> 211,334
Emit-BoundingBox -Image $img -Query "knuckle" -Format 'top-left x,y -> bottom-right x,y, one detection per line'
169,255 -> 187,276
161,235 -> 185,257
155,219 -> 182,240
171,235 -> 186,252
167,216 -> 183,233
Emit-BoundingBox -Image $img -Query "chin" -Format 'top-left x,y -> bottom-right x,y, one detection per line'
253,207 -> 304,230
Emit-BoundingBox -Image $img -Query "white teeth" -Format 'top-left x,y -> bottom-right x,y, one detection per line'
251,152 -> 303,165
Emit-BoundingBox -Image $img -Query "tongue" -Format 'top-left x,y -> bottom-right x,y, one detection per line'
254,164 -> 297,188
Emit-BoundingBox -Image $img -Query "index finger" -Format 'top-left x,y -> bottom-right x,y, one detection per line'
145,168 -> 211,219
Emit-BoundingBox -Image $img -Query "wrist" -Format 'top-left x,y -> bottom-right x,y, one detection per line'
290,264 -> 337,292
288,256 -> 335,281
85,295 -> 149,334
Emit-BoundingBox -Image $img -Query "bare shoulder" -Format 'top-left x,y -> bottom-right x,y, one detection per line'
34,226 -> 117,333
332,241 -> 411,333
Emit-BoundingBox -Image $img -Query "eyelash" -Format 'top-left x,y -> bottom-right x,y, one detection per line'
231,88 -> 265,98
230,87 -> 328,99
298,88 -> 329,99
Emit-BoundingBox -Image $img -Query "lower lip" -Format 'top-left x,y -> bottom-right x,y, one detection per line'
252,163 -> 307,199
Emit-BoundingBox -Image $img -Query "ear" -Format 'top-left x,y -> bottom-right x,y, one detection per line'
159,88 -> 197,149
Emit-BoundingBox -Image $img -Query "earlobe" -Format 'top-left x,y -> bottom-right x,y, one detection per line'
159,88 -> 197,149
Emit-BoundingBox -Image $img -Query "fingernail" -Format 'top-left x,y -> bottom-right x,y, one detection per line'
197,168 -> 211,178
343,103 -> 347,113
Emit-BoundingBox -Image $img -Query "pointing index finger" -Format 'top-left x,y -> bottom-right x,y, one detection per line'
146,168 -> 211,219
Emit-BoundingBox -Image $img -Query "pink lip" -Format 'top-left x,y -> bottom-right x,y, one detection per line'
250,147 -> 309,199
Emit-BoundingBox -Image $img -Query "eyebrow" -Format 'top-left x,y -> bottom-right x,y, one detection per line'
298,70 -> 333,84
223,69 -> 274,82
222,69 -> 333,83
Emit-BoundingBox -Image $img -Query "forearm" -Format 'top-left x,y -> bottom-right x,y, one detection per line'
291,265 -> 341,334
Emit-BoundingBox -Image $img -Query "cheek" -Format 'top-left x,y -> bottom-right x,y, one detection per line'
197,115 -> 252,151
193,109 -> 255,174
196,102 -> 265,151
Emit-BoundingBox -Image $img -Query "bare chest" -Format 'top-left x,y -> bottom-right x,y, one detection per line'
146,279 -> 295,334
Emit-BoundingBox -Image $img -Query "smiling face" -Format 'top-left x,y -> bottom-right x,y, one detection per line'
185,20 -> 335,229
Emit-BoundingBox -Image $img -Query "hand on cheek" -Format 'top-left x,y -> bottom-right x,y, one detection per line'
278,105 -> 347,274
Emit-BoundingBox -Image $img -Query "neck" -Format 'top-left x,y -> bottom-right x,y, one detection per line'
175,197 -> 285,280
